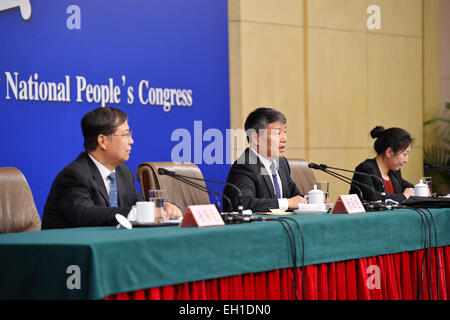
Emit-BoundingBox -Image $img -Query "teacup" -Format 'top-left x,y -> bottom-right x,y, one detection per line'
305,185 -> 325,205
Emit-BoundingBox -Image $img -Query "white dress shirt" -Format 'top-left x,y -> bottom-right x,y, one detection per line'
250,147 -> 289,211
88,153 -> 115,195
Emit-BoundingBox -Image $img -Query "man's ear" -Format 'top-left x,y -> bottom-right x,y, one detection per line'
249,130 -> 259,147
97,134 -> 108,151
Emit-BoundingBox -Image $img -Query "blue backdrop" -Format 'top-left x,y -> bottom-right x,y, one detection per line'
0,0 -> 231,217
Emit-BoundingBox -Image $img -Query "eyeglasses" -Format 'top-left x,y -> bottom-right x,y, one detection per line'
108,130 -> 132,140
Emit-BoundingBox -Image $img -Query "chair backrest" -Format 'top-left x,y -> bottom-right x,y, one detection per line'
287,158 -> 317,195
0,167 -> 41,233
136,162 -> 210,214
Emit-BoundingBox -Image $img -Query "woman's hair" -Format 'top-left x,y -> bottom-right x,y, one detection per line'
81,107 -> 128,151
370,126 -> 413,155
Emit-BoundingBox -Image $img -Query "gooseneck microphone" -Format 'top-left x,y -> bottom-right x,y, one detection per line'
318,163 -> 386,196
157,168 -> 176,177
157,168 -> 240,213
159,170 -> 223,212
158,168 -> 243,209
308,163 -> 365,201
308,163 -> 387,211
158,168 -> 242,198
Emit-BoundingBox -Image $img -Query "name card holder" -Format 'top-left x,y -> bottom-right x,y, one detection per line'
180,204 -> 225,227
331,194 -> 366,214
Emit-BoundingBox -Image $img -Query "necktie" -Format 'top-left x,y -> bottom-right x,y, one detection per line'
108,172 -> 118,207
270,162 -> 281,199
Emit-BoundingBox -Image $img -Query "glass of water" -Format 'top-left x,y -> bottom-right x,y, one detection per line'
149,189 -> 165,223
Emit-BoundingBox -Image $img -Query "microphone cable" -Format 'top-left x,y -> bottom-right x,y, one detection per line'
399,206 -> 432,299
272,218 -> 298,300
262,217 -> 299,300
415,207 -> 433,300
278,217 -> 306,300
405,206 -> 429,300
421,208 -> 440,300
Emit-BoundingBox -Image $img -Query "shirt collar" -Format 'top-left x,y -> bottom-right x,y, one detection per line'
88,153 -> 115,180
249,147 -> 278,172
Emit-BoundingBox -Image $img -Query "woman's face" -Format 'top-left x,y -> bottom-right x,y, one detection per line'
385,144 -> 411,171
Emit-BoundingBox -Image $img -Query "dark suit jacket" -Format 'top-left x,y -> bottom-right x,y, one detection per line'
349,158 -> 414,203
222,148 -> 303,212
42,152 -> 144,229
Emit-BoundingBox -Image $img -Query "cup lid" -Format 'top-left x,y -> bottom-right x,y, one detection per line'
415,179 -> 427,187
309,184 -> 324,194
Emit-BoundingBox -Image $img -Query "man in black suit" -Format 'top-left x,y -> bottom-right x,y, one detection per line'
223,107 -> 306,212
42,107 -> 182,229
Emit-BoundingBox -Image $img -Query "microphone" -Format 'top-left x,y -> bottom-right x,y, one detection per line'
308,163 -> 365,202
318,163 -> 386,197
158,168 -> 239,213
166,174 -> 223,213
158,167 -> 243,211
158,168 -> 176,177
307,163 -> 321,170
308,163 -> 387,211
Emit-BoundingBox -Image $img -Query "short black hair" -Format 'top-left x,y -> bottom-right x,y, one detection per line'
81,107 -> 128,151
370,126 -> 413,155
244,107 -> 286,142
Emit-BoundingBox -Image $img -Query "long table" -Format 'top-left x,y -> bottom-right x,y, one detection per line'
0,208 -> 449,299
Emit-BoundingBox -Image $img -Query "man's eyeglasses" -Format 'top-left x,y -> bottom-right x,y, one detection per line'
108,131 -> 133,140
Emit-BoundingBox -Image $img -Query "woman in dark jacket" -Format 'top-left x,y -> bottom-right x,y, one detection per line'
350,126 -> 415,203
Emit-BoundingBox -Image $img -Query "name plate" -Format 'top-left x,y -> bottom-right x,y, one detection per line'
331,194 -> 366,214
179,204 -> 225,227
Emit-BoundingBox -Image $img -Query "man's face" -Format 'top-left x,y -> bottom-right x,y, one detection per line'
104,121 -> 134,166
255,121 -> 287,159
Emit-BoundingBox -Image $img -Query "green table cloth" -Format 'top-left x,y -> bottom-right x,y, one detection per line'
0,208 -> 449,299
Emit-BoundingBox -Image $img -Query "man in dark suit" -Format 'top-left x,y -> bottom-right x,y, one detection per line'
223,107 -> 306,212
42,107 -> 182,229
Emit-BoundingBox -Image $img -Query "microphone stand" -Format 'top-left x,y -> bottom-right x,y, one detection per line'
319,164 -> 386,201
158,169 -> 235,215
314,167 -> 368,210
159,168 -> 242,212
321,168 -> 387,211
172,174 -> 243,212
168,174 -> 223,213
309,164 -> 387,211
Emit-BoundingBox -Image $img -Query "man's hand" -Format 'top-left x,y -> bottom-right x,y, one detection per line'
162,202 -> 183,220
288,195 -> 306,210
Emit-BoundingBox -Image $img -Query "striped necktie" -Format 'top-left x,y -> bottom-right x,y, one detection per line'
270,162 -> 281,199
108,172 -> 118,207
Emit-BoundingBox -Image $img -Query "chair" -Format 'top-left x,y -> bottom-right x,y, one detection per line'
287,158 -> 317,195
136,162 -> 210,214
0,167 -> 41,233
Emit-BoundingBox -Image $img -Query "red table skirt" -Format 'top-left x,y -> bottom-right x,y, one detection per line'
105,246 -> 450,300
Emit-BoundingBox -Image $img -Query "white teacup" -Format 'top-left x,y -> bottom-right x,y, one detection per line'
136,201 -> 155,223
305,185 -> 325,205
414,179 -> 428,197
